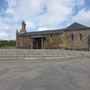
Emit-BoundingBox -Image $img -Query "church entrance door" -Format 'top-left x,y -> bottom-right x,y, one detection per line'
33,39 -> 41,49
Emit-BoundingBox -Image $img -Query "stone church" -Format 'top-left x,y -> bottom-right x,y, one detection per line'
16,21 -> 90,50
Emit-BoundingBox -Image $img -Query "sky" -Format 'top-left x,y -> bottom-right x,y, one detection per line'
0,0 -> 90,40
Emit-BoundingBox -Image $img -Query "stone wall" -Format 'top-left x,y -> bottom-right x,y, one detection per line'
64,29 -> 89,50
16,33 -> 20,48
42,33 -> 64,49
16,29 -> 90,50
16,35 -> 31,49
16,33 -> 65,49
19,36 -> 31,49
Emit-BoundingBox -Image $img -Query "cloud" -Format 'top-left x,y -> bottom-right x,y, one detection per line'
37,27 -> 52,31
5,0 -> 78,27
6,0 -> 18,7
73,9 -> 90,26
0,0 -> 88,40
0,32 -> 8,40
26,21 -> 35,31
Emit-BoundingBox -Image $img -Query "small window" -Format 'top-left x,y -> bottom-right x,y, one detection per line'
80,34 -> 82,40
71,34 -> 74,40
50,34 -> 52,42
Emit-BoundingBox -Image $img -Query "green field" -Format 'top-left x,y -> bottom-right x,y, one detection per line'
0,40 -> 16,49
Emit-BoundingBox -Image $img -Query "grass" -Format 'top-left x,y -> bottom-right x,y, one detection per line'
0,46 -> 16,49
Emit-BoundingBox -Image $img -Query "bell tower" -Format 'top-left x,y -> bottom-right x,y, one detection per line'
20,20 -> 26,33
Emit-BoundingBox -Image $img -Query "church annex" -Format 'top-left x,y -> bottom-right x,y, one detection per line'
16,21 -> 90,50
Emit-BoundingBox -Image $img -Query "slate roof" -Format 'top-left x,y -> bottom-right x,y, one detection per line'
21,29 -> 64,36
66,22 -> 88,29
21,22 -> 89,36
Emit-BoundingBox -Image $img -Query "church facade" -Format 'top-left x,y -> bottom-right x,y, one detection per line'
16,21 -> 90,50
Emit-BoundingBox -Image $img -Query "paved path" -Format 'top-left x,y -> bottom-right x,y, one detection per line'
0,58 -> 90,90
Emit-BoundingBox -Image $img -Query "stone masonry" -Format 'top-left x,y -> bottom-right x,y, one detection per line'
16,21 -> 90,50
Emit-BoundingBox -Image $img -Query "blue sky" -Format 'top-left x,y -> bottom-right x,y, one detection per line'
0,0 -> 90,40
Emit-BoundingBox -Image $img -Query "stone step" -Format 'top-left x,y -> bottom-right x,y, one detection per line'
0,56 -> 79,60
0,55 -> 84,60
0,49 -> 89,60
0,54 -> 82,57
0,54 -> 77,56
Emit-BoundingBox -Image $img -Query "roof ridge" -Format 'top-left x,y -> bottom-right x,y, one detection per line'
66,22 -> 88,29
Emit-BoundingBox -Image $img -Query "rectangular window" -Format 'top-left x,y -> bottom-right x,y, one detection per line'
71,34 -> 74,40
50,34 -> 53,42
80,34 -> 82,40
